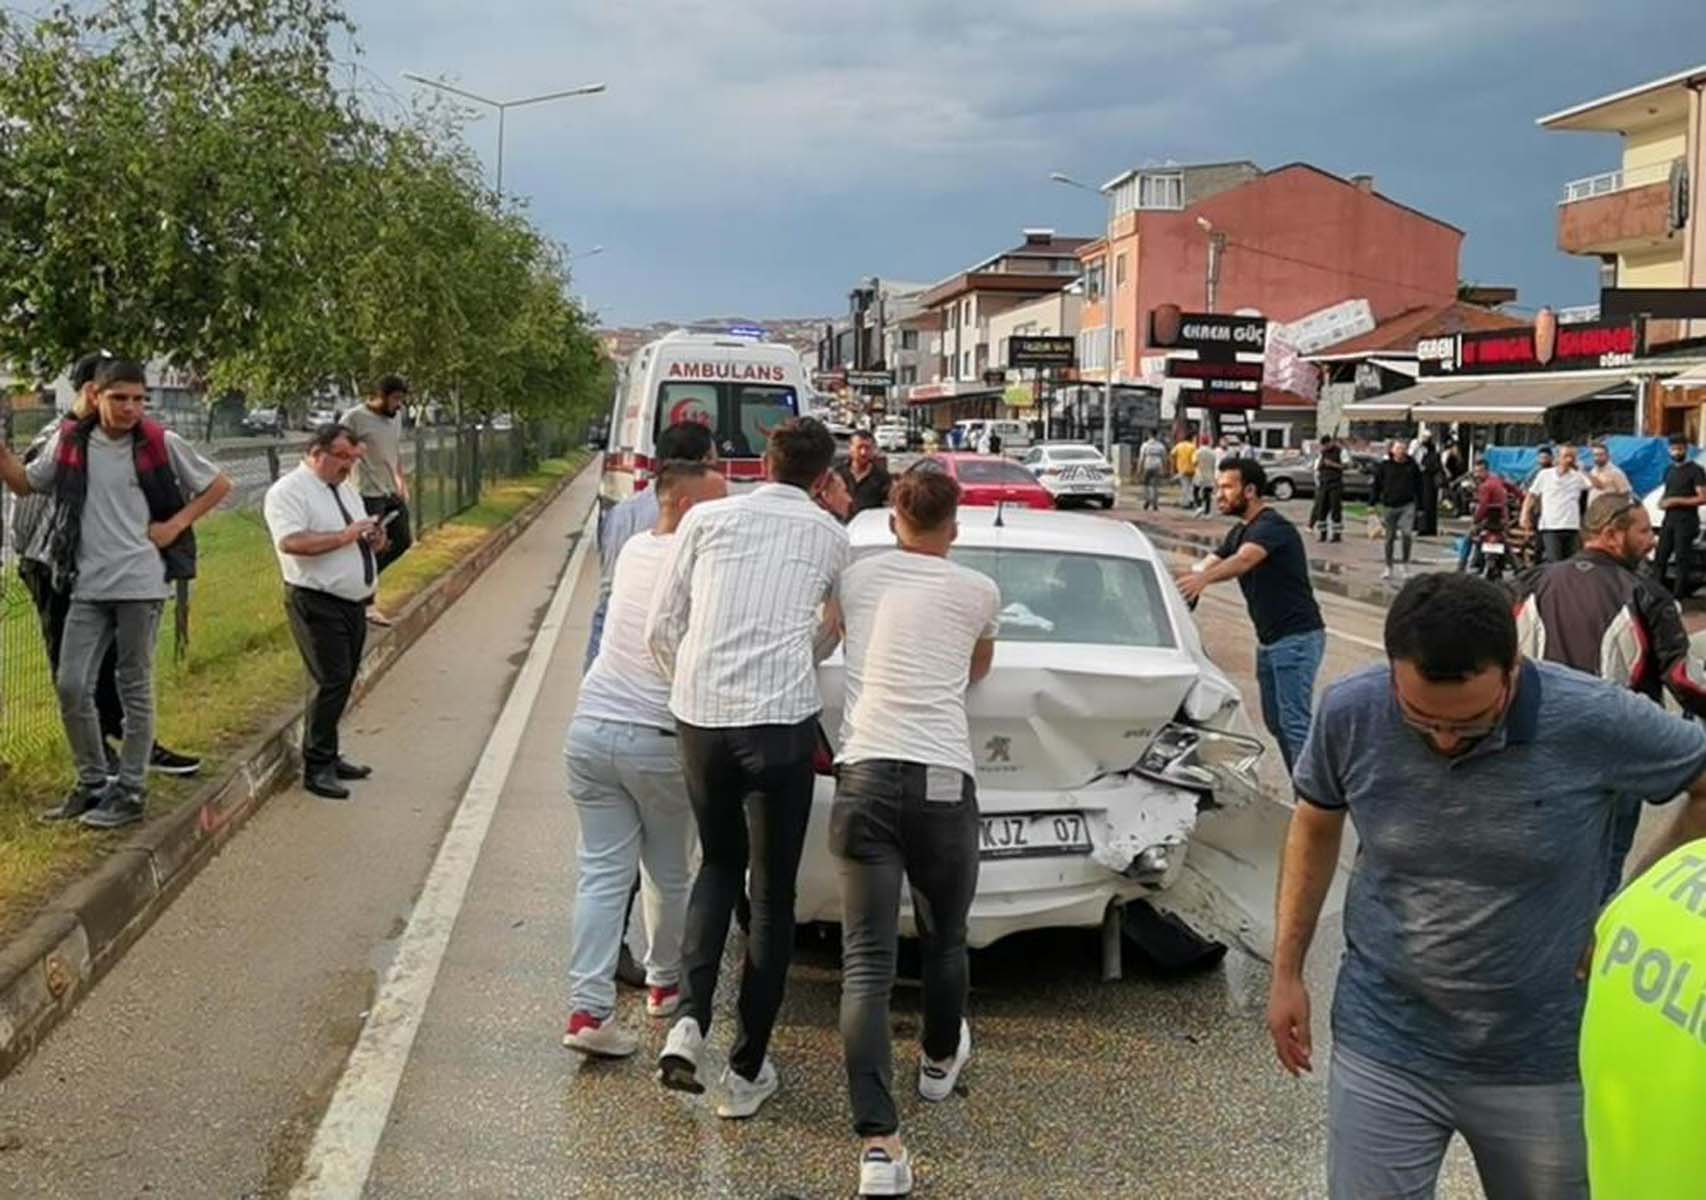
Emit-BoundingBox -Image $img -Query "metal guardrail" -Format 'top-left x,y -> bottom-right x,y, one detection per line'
1559,158 -> 1679,204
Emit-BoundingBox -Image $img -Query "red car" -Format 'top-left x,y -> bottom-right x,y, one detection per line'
917,453 -> 1055,510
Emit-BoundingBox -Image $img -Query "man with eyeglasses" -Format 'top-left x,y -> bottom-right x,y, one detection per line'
1512,492 -> 1706,898
263,424 -> 387,800
1267,572 -> 1706,1200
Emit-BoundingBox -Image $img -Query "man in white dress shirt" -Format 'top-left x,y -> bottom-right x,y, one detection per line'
646,416 -> 849,1119
262,424 -> 386,800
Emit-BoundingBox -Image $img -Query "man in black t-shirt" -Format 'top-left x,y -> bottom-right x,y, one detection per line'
1309,436 -> 1345,543
1175,458 -> 1325,771
1656,434 -> 1706,597
835,430 -> 893,518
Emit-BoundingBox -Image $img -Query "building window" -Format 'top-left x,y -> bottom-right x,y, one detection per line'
1138,173 -> 1183,210
900,330 -> 918,350
1114,329 -> 1126,366
1085,261 -> 1105,301
899,366 -> 916,385
962,351 -> 971,377
1115,254 -> 1127,288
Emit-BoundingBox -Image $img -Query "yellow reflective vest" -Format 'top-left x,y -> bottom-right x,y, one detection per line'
1580,837 -> 1706,1199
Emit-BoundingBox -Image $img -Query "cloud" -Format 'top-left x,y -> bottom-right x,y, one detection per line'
343,0 -> 1706,321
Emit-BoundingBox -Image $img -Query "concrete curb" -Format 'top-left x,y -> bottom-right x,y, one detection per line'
0,461 -> 592,1082
1129,517 -> 1397,608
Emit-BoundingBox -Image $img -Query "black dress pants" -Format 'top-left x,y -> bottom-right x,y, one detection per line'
285,586 -> 368,771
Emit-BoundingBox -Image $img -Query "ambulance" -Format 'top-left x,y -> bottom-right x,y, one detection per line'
600,331 -> 814,507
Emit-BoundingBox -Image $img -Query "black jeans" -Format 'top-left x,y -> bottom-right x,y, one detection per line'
1309,479 -> 1344,537
362,495 -> 412,575
1541,529 -> 1581,565
20,560 -> 124,744
1656,517 -> 1698,596
676,717 -> 817,1080
284,586 -> 368,771
832,759 -> 980,1137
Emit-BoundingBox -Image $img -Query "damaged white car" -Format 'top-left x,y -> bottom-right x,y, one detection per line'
795,507 -> 1267,977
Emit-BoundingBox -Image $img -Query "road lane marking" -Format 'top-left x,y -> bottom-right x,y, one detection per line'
290,506 -> 598,1199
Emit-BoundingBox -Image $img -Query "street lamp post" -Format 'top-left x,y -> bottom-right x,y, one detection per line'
401,73 -> 606,199
1049,172 -> 1114,463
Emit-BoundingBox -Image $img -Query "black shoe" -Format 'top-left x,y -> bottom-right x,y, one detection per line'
304,768 -> 351,800
41,783 -> 107,824
149,744 -> 201,776
334,758 -> 373,781
1330,534 -> 1342,544
615,943 -> 648,990
80,789 -> 145,830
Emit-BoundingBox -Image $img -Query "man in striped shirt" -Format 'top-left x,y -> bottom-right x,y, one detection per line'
646,416 -> 849,1119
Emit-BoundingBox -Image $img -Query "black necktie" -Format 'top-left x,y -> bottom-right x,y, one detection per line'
329,482 -> 375,586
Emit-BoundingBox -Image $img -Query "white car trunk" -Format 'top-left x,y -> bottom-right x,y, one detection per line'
820,643 -> 1200,790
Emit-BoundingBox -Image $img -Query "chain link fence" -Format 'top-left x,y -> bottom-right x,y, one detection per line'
0,417 -> 577,770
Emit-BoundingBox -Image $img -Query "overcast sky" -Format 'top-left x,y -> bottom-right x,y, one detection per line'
346,0 -> 1706,327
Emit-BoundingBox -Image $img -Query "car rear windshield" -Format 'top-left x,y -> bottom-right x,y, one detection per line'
956,460 -> 1037,486
948,547 -> 1175,647
1047,448 -> 1103,462
655,382 -> 797,459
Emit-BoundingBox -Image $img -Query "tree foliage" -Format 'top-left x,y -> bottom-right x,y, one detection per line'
0,0 -> 605,425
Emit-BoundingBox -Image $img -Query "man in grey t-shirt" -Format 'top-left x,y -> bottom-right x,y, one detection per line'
1268,572 -> 1706,1199
0,359 -> 232,829
341,374 -> 411,621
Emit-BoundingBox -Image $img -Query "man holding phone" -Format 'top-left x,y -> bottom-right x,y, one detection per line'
264,424 -> 388,799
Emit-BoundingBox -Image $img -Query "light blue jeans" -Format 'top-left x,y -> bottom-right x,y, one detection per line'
1329,1044 -> 1587,1200
1255,627 -> 1325,774
564,716 -> 695,1018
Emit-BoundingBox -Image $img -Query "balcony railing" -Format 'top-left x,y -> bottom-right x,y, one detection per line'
1560,158 -> 1680,204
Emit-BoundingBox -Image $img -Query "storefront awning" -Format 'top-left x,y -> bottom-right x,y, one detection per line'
1343,379 -> 1481,422
1413,375 -> 1631,424
1661,364 -> 1706,388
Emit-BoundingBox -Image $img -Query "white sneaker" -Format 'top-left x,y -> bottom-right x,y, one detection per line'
657,1016 -> 705,1094
561,1012 -> 638,1058
858,1145 -> 914,1196
1380,566 -> 1393,581
918,1019 -> 971,1101
716,1058 -> 779,1119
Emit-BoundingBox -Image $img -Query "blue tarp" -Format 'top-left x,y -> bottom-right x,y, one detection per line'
1480,436 -> 1686,496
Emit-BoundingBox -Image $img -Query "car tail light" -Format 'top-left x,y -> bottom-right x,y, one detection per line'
1133,721 -> 1263,804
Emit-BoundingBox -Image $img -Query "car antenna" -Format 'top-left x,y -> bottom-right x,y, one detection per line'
994,498 -> 1006,528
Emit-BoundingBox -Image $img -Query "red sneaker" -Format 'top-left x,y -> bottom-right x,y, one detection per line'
647,985 -> 682,1018
562,1011 -> 637,1057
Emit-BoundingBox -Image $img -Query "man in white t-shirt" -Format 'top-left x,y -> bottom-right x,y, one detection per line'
831,467 -> 999,1198
1522,444 -> 1594,563
561,462 -> 727,1058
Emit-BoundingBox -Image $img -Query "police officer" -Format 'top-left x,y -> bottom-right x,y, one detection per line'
1581,837 -> 1706,1198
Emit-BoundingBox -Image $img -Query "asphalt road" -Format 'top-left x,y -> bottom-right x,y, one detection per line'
0,469 -> 1509,1199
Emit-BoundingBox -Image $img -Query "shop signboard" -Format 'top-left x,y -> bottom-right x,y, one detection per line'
845,370 -> 895,388
1008,335 -> 1076,369
1148,305 -> 1269,354
1419,317 -> 1638,377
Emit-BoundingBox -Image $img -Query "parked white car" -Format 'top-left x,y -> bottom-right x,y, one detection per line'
1021,442 -> 1117,509
873,422 -> 909,453
797,507 -> 1265,973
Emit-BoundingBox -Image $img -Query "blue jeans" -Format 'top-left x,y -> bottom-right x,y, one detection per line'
564,716 -> 696,1018
1255,628 -> 1325,774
